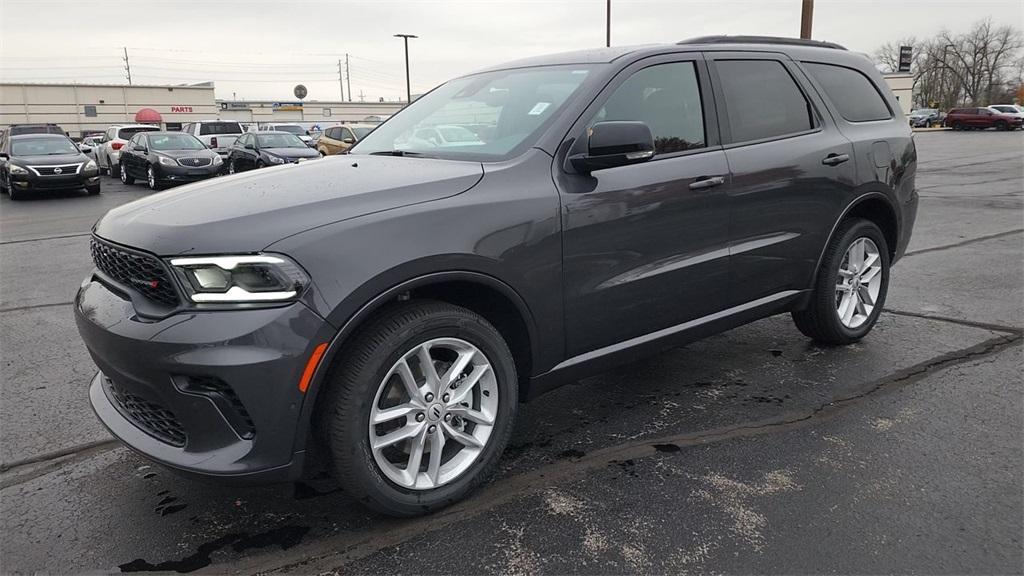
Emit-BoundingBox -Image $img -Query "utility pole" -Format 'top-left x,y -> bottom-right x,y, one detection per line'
337,59 -> 345,101
799,0 -> 813,39
345,53 -> 352,103
394,34 -> 417,104
606,0 -> 611,47
122,47 -> 132,85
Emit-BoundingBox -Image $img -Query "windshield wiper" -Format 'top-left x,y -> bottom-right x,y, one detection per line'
368,150 -> 428,157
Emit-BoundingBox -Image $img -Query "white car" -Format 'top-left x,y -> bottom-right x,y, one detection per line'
181,120 -> 244,158
261,123 -> 314,146
95,124 -> 160,177
988,104 -> 1024,120
78,135 -> 105,162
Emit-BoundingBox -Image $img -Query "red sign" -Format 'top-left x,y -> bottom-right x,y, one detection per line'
170,106 -> 193,113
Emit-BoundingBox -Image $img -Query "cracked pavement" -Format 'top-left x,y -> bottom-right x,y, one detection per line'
1,130 -> 1022,574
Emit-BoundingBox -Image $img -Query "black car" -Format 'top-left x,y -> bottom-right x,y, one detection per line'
226,132 -> 320,173
5,123 -> 67,137
0,133 -> 99,200
118,131 -> 223,190
76,36 -> 917,516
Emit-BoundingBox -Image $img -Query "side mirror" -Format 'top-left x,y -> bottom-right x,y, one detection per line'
342,138 -> 354,144
0,152 -> 8,159
80,146 -> 92,153
569,121 -> 655,174
244,143 -> 255,150
136,146 -> 147,153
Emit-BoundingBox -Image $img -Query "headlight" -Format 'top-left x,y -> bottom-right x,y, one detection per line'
265,154 -> 285,164
211,154 -> 223,165
9,164 -> 29,175
84,159 -> 98,173
158,156 -> 177,167
168,254 -> 309,303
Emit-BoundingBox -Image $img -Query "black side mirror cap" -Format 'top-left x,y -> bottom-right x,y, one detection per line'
569,121 -> 655,174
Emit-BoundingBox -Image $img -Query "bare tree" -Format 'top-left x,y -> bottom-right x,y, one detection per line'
873,19 -> 1023,108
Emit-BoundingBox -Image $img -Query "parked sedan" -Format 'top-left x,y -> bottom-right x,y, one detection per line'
118,131 -> 223,190
226,132 -> 319,173
0,134 -> 99,200
908,108 -> 943,128
79,135 -> 105,162
316,124 -> 375,156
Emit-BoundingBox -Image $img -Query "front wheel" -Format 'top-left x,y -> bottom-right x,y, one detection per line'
317,301 -> 518,517
256,160 -> 265,169
792,219 -> 890,345
86,184 -> 101,195
951,121 -> 963,131
147,166 -> 161,190
228,159 -> 237,174
119,164 -> 134,185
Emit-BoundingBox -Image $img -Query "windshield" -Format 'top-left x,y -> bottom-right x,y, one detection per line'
353,127 -> 373,139
273,125 -> 305,135
12,137 -> 79,156
149,133 -> 206,151
257,133 -> 306,148
119,126 -> 159,140
199,122 -> 242,135
352,64 -> 595,161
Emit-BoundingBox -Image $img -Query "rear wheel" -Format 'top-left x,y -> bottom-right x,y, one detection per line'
995,121 -> 1009,131
109,159 -> 120,178
119,163 -> 134,185
792,219 -> 890,345
317,301 -> 518,517
951,121 -> 963,131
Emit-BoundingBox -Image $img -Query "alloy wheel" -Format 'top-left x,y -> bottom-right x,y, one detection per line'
148,167 -> 156,189
228,160 -> 236,174
835,237 -> 883,329
120,166 -> 127,183
368,337 -> 498,490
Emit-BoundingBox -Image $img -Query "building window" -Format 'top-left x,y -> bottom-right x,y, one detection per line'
323,109 -> 332,117
165,122 -> 183,131
84,105 -> 97,117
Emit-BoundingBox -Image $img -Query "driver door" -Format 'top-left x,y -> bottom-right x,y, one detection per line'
554,54 -> 733,356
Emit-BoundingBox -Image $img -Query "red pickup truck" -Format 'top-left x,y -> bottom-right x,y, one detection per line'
944,107 -> 1023,131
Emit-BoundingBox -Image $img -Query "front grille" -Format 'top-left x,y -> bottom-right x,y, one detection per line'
106,378 -> 187,447
182,376 -> 255,439
29,163 -> 81,176
177,157 -> 212,167
90,237 -> 180,307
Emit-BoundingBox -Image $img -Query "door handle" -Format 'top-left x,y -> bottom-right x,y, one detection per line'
822,153 -> 850,166
688,176 -> 725,190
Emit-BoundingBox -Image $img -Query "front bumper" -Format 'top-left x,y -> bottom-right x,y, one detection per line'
11,171 -> 98,191
75,276 -> 335,482
153,162 -> 222,184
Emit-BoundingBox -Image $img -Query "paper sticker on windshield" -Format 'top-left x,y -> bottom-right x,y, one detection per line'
528,102 -> 551,115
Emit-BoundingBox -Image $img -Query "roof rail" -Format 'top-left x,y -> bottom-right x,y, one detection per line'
677,35 -> 847,50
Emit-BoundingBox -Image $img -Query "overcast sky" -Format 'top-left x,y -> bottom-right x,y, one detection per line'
1,0 -> 1020,101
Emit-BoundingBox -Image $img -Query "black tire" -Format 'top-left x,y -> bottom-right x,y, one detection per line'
86,184 -> 101,195
256,160 -> 265,169
228,159 -> 237,174
8,185 -> 24,201
99,154 -> 109,175
951,121 -> 962,131
792,218 -> 890,345
147,166 -> 162,191
995,121 -> 1008,131
317,300 -> 518,517
119,163 -> 134,185
109,160 -> 120,178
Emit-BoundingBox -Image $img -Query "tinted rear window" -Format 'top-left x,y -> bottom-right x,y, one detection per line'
199,122 -> 242,135
118,126 -> 159,140
715,60 -> 816,143
802,62 -> 892,122
11,125 -> 63,136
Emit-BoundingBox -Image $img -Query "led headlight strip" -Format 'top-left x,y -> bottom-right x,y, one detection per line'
168,254 -> 306,303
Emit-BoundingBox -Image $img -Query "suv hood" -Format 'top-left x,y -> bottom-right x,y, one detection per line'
94,155 -> 484,255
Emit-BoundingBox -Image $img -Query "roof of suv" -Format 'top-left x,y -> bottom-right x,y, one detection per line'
474,36 -> 853,74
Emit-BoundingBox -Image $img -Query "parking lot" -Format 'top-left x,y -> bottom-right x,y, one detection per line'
1,130 -> 1021,574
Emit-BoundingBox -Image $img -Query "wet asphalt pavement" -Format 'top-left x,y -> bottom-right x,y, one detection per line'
1,130 -> 1021,575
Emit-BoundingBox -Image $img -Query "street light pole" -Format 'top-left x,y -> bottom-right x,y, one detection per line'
606,0 -> 611,47
799,0 -> 814,40
394,34 -> 418,104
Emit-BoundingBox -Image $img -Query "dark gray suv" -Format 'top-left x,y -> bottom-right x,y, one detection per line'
75,36 -> 917,516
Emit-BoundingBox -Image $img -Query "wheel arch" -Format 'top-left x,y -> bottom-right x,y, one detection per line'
810,192 -> 898,288
294,269 -> 540,461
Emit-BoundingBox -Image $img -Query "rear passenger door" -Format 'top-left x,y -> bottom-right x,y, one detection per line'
556,53 -> 732,356
707,53 -> 857,307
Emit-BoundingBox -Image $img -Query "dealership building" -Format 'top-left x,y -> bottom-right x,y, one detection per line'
1,82 -> 404,138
